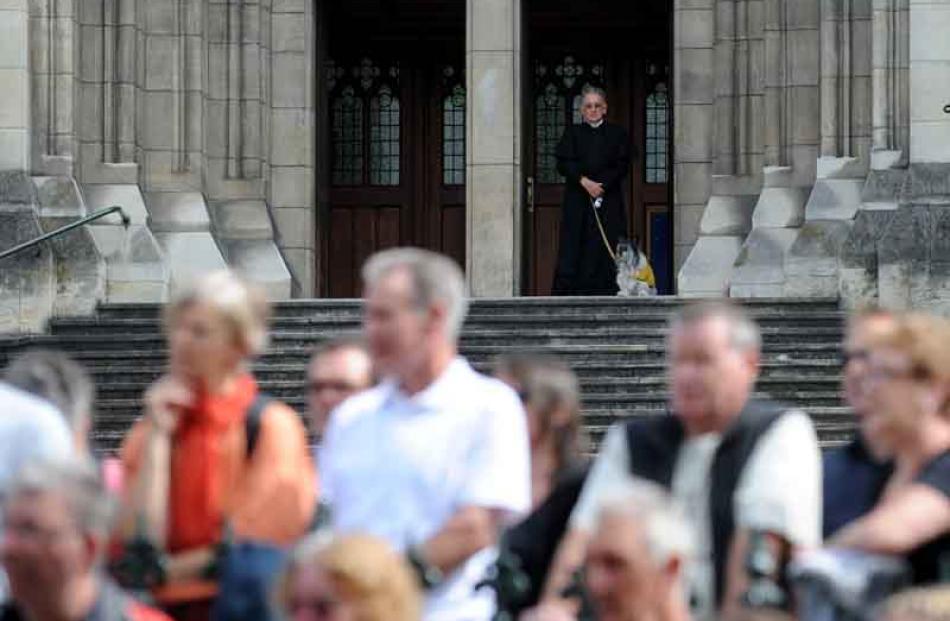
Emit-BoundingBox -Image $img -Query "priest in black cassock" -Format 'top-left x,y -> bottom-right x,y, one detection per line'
552,86 -> 632,296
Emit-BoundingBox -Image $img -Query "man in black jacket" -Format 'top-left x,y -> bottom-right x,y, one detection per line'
552,86 -> 631,296
539,301 -> 822,621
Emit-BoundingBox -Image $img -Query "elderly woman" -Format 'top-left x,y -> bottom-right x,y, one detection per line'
277,533 -> 421,621
117,271 -> 316,619
831,313 -> 950,584
493,354 -> 588,616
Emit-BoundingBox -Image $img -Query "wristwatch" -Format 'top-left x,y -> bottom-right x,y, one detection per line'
407,545 -> 444,591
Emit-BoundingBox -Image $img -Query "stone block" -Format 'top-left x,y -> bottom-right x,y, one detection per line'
910,61 -> 950,122
677,235 -> 744,297
467,163 -> 517,296
154,230 -> 227,293
140,92 -> 176,150
0,204 -> 55,333
82,183 -> 149,225
139,149 -> 204,192
470,52 -> 517,166
271,108 -> 312,166
674,48 -> 714,105
0,129 -> 30,170
816,156 -> 866,179
32,175 -> 84,218
282,247 -> 313,297
271,206 -> 313,249
790,86 -> 821,144
788,30 -> 821,87
146,191 -> 212,232
144,0 -> 177,35
805,177 -> 864,220
676,8 -> 715,49
271,52 -> 308,108
911,120 -> 950,164
784,219 -> 853,297
0,9 -> 28,69
699,193 -> 756,235
751,168 -> 807,227
899,163 -> 950,203
675,203 -> 705,245
211,199 -> 273,240
272,11 -> 306,52
218,239 -> 291,300
144,36 -> 178,91
870,149 -> 904,171
470,0 -> 515,51
273,0 -> 306,12
0,69 -> 28,129
269,166 -> 312,208
673,162 -> 712,206
674,104 -> 713,162
909,3 -> 950,62
729,227 -> 799,297
39,213 -> 106,318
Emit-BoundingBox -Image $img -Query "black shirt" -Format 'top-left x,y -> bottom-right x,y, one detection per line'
822,437 -> 893,539
908,449 -> 950,584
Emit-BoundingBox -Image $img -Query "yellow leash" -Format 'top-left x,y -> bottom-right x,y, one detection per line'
590,199 -> 617,263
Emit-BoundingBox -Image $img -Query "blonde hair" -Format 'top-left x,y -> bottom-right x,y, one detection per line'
163,270 -> 271,356
277,533 -> 421,621
869,313 -> 950,416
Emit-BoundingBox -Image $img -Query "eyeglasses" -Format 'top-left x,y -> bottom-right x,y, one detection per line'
288,597 -> 340,619
308,380 -> 363,394
841,349 -> 870,366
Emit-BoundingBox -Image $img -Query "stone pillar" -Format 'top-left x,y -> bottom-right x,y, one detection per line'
678,0 -> 761,296
466,0 -> 522,297
730,0 -> 821,297
266,0 -> 316,296
0,0 -> 31,172
873,0 -> 950,311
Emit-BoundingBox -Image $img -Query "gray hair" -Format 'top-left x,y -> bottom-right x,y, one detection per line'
164,270 -> 271,356
581,85 -> 608,103
669,300 -> 762,353
362,248 -> 468,341
6,458 -> 115,537
4,349 -> 94,433
595,481 -> 695,567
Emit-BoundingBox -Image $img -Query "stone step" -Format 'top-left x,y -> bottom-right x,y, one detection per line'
91,297 -> 841,320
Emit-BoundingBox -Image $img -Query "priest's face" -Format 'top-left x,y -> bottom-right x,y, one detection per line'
581,93 -> 607,124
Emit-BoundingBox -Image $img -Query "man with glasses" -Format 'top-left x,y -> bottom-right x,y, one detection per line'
822,310 -> 898,538
306,337 -> 375,442
552,85 -> 632,296
0,459 -> 170,621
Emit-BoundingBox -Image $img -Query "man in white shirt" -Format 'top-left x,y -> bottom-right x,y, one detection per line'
320,248 -> 531,621
540,301 -> 821,621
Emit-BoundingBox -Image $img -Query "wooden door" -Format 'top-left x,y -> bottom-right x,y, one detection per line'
323,57 -> 466,297
523,0 -> 673,295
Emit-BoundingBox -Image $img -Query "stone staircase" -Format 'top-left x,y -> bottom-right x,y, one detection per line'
0,297 -> 850,454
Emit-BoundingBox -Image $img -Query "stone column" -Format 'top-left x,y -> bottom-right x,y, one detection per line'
678,0 -> 761,297
730,0 -> 821,297
874,0 -> 950,311
466,0 -> 523,297
0,0 -> 30,172
784,0 -> 873,298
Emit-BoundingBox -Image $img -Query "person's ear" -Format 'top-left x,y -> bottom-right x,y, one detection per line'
427,302 -> 449,337
80,532 -> 102,571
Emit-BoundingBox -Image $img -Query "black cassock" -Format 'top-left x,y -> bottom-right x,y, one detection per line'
552,121 -> 631,296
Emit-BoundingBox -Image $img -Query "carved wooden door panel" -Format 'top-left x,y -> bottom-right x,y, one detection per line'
324,57 -> 466,297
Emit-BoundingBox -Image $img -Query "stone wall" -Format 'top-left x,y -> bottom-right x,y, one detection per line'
1,0 -> 318,331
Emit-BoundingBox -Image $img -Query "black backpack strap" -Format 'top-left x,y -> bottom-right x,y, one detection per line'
245,394 -> 273,459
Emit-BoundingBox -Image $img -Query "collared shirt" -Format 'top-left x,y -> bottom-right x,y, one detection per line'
570,409 -> 821,621
320,357 -> 531,621
586,119 -> 604,128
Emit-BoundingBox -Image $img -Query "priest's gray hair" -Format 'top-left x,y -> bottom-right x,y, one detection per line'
581,84 -> 608,103
595,481 -> 695,567
362,248 -> 469,341
670,300 -> 762,353
7,458 -> 115,536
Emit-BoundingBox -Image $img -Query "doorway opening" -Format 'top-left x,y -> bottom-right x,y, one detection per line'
523,0 -> 673,295
319,0 -> 465,297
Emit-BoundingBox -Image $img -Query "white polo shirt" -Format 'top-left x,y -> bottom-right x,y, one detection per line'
320,357 -> 531,621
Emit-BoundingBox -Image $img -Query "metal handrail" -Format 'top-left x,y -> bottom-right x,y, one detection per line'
0,205 -> 130,262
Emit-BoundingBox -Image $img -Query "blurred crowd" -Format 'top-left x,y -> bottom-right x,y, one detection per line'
0,247 -> 947,621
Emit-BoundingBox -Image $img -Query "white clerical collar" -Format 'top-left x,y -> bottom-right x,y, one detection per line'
586,119 -> 605,128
